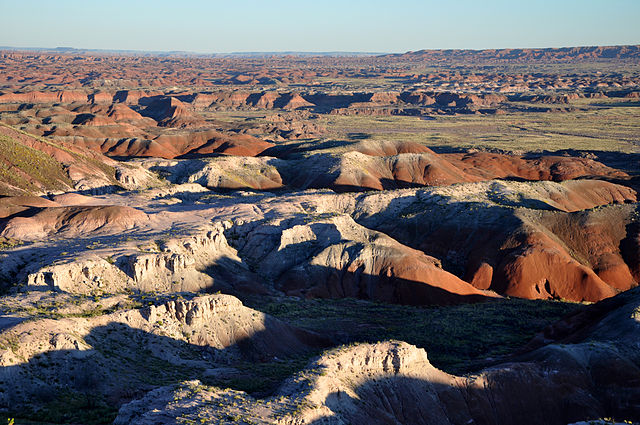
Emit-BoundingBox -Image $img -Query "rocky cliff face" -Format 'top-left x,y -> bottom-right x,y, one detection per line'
23,222 -> 244,294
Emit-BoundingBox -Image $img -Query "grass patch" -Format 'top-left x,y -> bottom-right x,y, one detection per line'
0,134 -> 72,195
0,237 -> 22,251
205,355 -> 320,396
317,105 -> 640,154
244,296 -> 584,374
8,390 -> 117,425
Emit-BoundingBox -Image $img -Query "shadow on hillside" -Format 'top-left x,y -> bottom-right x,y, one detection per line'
591,100 -> 640,108
1,313 -> 330,422
360,192 -> 522,279
277,262 -> 494,306
7,327 -> 638,424
223,217 -> 496,307
259,139 -> 355,158
347,132 -> 371,140
622,217 -> 640,281
304,371 -> 629,425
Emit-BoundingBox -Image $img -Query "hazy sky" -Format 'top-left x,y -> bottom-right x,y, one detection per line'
1,0 -> 639,53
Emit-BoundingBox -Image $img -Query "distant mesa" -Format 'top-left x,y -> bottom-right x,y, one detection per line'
386,45 -> 640,62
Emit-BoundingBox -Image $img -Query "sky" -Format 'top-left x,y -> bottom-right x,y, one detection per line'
1,0 -> 639,53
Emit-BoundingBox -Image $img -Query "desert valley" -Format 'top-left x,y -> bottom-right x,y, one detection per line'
0,44 -> 640,424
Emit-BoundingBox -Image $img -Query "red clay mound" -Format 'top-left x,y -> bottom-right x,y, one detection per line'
446,152 -> 628,182
68,104 -> 155,128
466,206 -> 640,302
280,92 -> 314,110
91,129 -> 274,159
46,123 -> 147,140
106,104 -> 147,122
494,231 -> 618,302
211,91 -> 251,108
191,93 -> 219,109
50,193 -> 102,206
189,135 -> 274,157
0,195 -> 60,209
251,91 -> 280,108
299,151 -> 480,191
0,196 -> 60,219
537,207 -> 639,292
0,125 -> 118,195
72,113 -> 117,126
368,182 -> 637,303
470,204 -> 640,302
386,153 -> 479,186
0,205 -> 149,240
281,245 -> 496,306
0,90 -> 88,104
154,130 -> 274,158
544,180 -> 636,212
353,140 -> 435,156
113,89 -> 163,104
89,91 -> 114,104
320,143 -> 628,191
368,91 -> 401,104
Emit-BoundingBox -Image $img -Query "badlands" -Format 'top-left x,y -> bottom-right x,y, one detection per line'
0,46 -> 639,424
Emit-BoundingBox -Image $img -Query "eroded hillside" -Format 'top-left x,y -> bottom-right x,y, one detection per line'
0,48 -> 639,424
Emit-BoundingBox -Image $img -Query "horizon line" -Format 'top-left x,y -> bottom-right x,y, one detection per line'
1,43 -> 639,58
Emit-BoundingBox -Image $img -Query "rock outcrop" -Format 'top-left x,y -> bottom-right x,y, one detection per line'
22,222 -> 251,294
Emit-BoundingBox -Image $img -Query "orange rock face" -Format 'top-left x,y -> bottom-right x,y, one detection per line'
494,232 -> 618,302
280,240 -> 496,306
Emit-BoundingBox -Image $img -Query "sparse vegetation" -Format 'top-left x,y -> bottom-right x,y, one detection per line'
8,390 -> 117,425
317,103 -> 639,154
0,237 -> 21,250
244,295 -> 584,373
0,133 -> 72,195
206,355 -> 321,395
